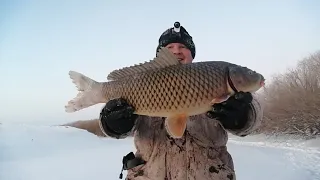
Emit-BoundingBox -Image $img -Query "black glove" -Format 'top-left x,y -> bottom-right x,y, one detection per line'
99,98 -> 138,136
206,92 -> 253,130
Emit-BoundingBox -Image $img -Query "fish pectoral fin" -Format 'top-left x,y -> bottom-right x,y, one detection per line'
210,95 -> 230,105
164,114 -> 188,139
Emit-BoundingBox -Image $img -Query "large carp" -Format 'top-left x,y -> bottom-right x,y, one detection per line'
65,47 -> 265,138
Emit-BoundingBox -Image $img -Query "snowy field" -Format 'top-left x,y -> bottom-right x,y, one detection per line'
1,123 -> 319,180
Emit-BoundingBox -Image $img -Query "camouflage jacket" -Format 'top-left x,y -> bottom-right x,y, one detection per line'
93,94 -> 263,180
64,95 -> 262,180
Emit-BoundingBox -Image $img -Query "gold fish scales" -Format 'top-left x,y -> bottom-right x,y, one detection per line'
65,47 -> 265,138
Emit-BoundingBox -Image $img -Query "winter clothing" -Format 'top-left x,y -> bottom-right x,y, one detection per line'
207,92 -> 255,131
98,92 -> 263,180
95,22 -> 263,180
99,98 -> 138,136
66,22 -> 263,180
156,22 -> 196,59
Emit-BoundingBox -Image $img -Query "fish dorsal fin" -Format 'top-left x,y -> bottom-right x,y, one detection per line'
107,47 -> 180,81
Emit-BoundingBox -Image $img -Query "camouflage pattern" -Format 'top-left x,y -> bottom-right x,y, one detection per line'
96,94 -> 263,180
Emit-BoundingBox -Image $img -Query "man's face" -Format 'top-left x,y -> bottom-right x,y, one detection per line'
165,43 -> 194,64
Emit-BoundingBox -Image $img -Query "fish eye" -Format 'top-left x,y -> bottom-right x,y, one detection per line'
248,70 -> 254,75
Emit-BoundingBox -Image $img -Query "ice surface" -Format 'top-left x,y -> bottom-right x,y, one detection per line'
0,123 -> 319,180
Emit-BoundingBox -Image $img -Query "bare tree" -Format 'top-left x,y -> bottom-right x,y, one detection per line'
255,50 -> 320,139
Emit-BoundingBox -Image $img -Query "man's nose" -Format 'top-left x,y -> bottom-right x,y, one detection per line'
171,46 -> 182,55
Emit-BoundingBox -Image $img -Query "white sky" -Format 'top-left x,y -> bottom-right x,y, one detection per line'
0,0 -> 319,124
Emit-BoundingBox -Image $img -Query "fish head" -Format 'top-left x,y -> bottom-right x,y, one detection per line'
228,65 -> 265,93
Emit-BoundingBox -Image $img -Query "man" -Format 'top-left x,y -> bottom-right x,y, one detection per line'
65,22 -> 263,180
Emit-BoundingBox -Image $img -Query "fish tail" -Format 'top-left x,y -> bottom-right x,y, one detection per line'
65,71 -> 106,113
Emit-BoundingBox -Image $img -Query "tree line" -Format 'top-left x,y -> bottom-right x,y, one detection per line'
254,50 -> 320,139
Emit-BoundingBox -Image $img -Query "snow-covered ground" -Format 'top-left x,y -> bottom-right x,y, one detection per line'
1,123 -> 319,180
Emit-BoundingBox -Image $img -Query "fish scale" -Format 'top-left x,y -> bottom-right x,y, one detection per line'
98,61 -> 228,117
65,47 -> 264,138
